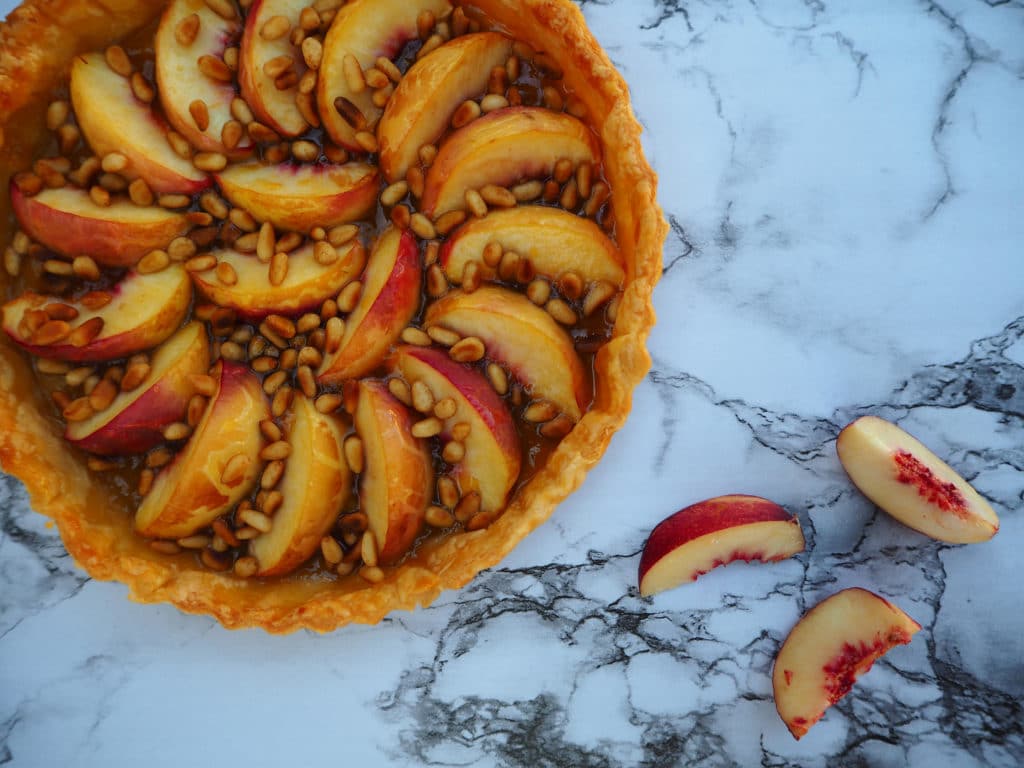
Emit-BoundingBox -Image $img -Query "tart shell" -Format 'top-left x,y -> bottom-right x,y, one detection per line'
0,0 -> 666,633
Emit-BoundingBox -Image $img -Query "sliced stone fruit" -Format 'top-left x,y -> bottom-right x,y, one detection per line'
420,107 -> 601,218
440,205 -> 624,288
318,227 -> 420,384
215,161 -> 378,233
637,494 -> 805,597
71,52 -> 210,195
250,394 -> 352,576
238,0 -> 309,138
391,345 -> 521,513
317,0 -> 452,150
2,265 -> 192,362
836,415 -> 999,544
135,361 -> 268,539
773,587 -> 921,740
10,184 -> 191,267
192,240 -> 365,319
65,321 -> 210,455
155,0 -> 254,157
425,285 -> 589,421
355,380 -> 432,565
378,31 -> 513,183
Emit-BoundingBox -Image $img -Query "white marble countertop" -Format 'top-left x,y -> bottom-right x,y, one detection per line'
2,0 -> 1022,765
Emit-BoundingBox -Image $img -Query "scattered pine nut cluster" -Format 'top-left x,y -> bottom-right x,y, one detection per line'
2,0 -> 625,581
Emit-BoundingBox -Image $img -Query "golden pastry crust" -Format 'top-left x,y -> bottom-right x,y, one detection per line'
0,0 -> 666,633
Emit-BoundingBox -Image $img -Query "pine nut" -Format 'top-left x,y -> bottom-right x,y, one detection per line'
425,505 -> 454,528
361,530 -> 378,566
380,180 -> 408,207
269,252 -> 289,286
360,565 -> 384,583
486,363 -> 508,396
442,440 -> 465,464
343,435 -> 363,473
194,152 -> 227,172
320,536 -> 343,565
451,100 -> 481,129
388,377 -> 412,406
426,264 -> 448,297
454,491 -> 481,523
449,336 -> 484,363
203,0 -> 237,21
411,416 -> 442,438
240,509 -> 273,533
260,15 -> 289,40
480,184 -> 515,208
261,460 -> 285,489
409,213 -> 436,240
545,298 -> 577,325
315,393 -> 343,413
72,255 -> 101,281
427,325 -> 460,347
105,45 -> 132,77
465,188 -> 487,218
301,37 -> 323,69
198,54 -> 233,82
480,94 -> 508,112
46,100 -> 69,130
400,327 -> 431,346
434,210 -> 466,236
411,380 -> 434,413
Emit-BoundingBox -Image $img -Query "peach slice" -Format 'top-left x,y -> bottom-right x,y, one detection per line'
773,587 -> 921,740
10,185 -> 191,267
250,394 -> 351,576
2,266 -> 192,362
637,495 -> 805,597
421,107 -> 601,218
155,0 -> 254,157
65,321 -> 210,455
355,380 -> 432,565
318,227 -> 420,384
214,161 -> 378,233
440,205 -> 624,288
424,286 -> 589,421
391,345 -> 521,513
238,0 -> 308,138
837,415 -> 999,544
135,362 -> 268,539
70,52 -> 210,195
378,32 -> 513,182
317,0 -> 452,150
191,240 -> 365,319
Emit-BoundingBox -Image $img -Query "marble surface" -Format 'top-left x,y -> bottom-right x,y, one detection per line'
1,0 -> 1023,765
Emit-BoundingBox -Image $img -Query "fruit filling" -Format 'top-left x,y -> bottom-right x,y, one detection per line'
1,0 -> 624,582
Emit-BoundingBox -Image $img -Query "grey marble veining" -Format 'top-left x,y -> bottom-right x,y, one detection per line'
1,1 -> 1022,766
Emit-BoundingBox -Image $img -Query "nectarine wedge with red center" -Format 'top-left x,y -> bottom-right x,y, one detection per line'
71,52 -> 210,195
10,185 -> 191,267
135,362 -> 268,539
638,495 -> 804,597
425,286 -> 590,422
191,240 -> 365,319
837,415 -> 999,544
378,32 -> 513,183
355,380 -> 432,565
250,394 -> 352,576
215,161 -> 378,233
773,587 -> 921,740
65,322 -> 210,455
2,266 -> 192,362
420,107 -> 601,218
318,227 -> 421,384
391,346 -> 521,513
317,0 -> 452,150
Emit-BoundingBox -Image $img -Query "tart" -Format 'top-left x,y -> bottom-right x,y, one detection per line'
0,0 -> 665,633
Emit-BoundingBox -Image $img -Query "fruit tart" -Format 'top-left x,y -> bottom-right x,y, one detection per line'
0,0 -> 666,632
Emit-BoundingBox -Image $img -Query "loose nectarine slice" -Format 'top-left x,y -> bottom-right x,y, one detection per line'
378,32 -> 513,182
135,362 -> 268,539
65,321 -> 210,455
215,161 -> 378,233
391,345 -> 521,513
155,0 -> 254,157
238,0 -> 309,138
2,266 -> 192,362
10,184 -> 191,267
355,380 -> 432,565
773,587 -> 921,739
71,52 -> 209,194
837,415 -> 999,544
440,205 -> 624,288
192,240 -> 365,319
317,0 -> 452,150
421,107 -> 601,218
637,495 -> 805,597
318,227 -> 421,384
425,285 -> 589,421
250,394 -> 351,576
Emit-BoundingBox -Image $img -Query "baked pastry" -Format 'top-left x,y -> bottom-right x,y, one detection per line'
0,0 -> 665,632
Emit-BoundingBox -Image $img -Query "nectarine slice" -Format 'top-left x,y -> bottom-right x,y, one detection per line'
250,394 -> 352,576
135,362 -> 268,539
425,286 -> 590,421
65,322 -> 210,455
355,380 -> 432,565
837,415 -> 999,544
637,495 -> 805,597
421,107 -> 601,218
773,587 -> 921,739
